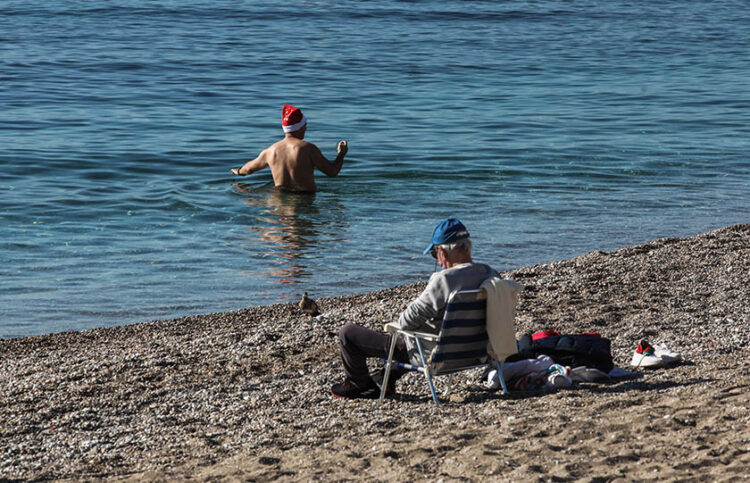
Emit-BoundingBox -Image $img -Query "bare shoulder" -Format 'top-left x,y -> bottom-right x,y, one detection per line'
297,140 -> 322,153
267,139 -> 288,151
261,140 -> 289,159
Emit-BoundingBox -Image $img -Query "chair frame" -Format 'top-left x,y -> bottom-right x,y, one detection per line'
379,288 -> 510,404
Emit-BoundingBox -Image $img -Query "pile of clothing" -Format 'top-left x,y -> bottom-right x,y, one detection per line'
485,331 -> 683,392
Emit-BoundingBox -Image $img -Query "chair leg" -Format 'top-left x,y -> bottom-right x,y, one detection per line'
415,338 -> 439,404
379,332 -> 400,403
495,360 -> 509,395
443,374 -> 455,397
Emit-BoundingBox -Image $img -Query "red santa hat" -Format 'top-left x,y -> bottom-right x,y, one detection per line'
282,104 -> 307,133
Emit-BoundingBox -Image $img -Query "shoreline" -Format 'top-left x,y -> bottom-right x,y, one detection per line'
1,224 -> 748,480
1,223 -> 742,343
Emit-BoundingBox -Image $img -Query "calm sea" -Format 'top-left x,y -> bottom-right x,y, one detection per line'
1,1 -> 748,339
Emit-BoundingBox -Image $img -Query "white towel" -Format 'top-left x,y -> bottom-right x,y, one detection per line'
480,276 -> 523,362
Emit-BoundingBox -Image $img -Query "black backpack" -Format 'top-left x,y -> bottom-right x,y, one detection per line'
517,333 -> 614,373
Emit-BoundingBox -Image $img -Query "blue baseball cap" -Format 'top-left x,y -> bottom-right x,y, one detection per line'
423,218 -> 470,257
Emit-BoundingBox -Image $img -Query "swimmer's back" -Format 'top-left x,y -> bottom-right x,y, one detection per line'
266,137 -> 318,192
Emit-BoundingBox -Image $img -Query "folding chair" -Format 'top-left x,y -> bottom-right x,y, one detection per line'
379,280 -> 519,404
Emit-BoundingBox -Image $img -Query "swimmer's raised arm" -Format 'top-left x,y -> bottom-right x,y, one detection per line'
231,149 -> 270,176
312,140 -> 347,177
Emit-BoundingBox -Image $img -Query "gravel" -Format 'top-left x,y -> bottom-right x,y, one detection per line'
1,223 -> 748,480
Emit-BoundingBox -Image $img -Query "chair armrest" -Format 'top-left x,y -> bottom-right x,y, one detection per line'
409,331 -> 439,341
384,322 -> 439,341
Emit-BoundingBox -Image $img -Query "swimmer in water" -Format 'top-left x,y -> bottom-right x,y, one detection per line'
230,105 -> 348,192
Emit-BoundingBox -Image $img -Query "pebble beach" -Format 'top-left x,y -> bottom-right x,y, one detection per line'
1,224 -> 748,481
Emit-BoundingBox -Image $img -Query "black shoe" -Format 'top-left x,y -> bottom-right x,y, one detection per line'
331,378 -> 379,399
371,368 -> 402,397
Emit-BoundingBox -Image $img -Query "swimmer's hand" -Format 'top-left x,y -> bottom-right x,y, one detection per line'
231,167 -> 245,176
337,140 -> 348,157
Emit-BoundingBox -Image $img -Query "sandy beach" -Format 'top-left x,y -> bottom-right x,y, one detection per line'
1,224 -> 748,481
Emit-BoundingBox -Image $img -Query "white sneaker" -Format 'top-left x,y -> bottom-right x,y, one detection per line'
653,342 -> 682,364
630,339 -> 664,368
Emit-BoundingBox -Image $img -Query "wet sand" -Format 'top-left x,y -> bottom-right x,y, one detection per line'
1,224 -> 748,481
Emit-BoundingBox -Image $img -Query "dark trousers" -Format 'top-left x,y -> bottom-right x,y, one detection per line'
338,323 -> 408,386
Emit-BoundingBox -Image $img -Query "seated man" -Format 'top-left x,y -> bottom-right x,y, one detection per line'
230,104 -> 348,192
331,218 -> 500,399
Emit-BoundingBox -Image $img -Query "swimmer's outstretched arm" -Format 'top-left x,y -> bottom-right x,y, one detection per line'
312,140 -> 348,177
231,150 -> 269,176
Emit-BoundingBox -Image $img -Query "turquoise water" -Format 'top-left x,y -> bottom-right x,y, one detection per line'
1,1 -> 748,339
